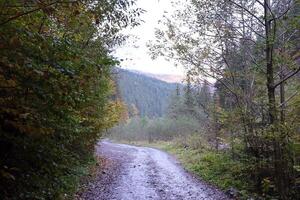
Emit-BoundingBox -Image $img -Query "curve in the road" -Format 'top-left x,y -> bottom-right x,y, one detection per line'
77,140 -> 230,200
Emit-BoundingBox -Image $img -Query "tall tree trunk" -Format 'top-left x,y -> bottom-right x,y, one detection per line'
280,66 -> 286,122
264,1 -> 288,199
264,0 -> 277,124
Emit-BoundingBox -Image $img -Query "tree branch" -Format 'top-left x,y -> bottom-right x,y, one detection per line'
278,91 -> 299,108
227,0 -> 265,25
0,1 -> 75,26
270,0 -> 293,22
273,67 -> 300,88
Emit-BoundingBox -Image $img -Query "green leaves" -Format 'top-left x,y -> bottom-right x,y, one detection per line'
0,0 -> 139,199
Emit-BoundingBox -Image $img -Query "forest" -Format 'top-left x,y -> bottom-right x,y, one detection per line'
0,0 -> 141,199
0,0 -> 299,200
112,0 -> 300,199
115,69 -> 178,118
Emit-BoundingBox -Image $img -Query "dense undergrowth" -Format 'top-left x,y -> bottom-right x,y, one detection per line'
0,0 -> 140,199
121,137 -> 280,200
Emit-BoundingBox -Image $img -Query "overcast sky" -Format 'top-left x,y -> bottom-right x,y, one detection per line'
113,0 -> 185,75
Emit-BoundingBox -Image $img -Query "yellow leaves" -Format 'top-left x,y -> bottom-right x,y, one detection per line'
106,100 -> 127,123
4,79 -> 16,87
0,74 -> 17,88
85,99 -> 127,131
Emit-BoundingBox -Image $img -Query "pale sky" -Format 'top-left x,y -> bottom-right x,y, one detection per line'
114,0 -> 185,75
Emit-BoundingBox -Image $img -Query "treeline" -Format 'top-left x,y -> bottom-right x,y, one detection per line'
148,0 -> 299,199
115,69 -> 178,117
0,0 -> 141,199
110,79 -> 210,142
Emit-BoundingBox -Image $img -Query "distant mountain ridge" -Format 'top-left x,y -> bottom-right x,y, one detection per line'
129,70 -> 184,83
115,69 -> 179,118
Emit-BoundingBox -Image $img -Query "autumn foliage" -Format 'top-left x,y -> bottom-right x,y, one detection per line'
0,0 -> 139,199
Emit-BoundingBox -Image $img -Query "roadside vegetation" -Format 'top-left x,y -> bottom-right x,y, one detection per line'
124,139 -> 252,198
149,1 -> 299,199
0,0 -> 141,199
111,1 -> 300,198
110,85 -> 260,199
1,0 -> 299,200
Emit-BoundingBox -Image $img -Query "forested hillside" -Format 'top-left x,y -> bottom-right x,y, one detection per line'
116,69 -> 178,117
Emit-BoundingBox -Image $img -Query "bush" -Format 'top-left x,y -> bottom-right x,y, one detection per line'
110,116 -> 204,142
0,1 -> 138,199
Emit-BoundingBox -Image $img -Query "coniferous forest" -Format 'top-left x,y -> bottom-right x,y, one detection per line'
0,0 -> 299,200
116,69 -> 178,118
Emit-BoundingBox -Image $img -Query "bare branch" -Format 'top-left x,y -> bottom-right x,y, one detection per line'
278,91 -> 299,108
273,67 -> 300,88
271,0 -> 293,22
227,0 -> 265,25
254,0 -> 264,7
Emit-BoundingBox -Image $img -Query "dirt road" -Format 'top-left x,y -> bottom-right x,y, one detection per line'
77,140 -> 230,200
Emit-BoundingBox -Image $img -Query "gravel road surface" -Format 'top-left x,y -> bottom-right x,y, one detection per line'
76,140 -> 230,200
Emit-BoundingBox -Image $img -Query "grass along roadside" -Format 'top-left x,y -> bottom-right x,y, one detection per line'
120,140 -> 256,199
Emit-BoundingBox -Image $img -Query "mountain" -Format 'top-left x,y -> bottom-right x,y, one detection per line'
143,73 -> 184,83
115,69 -> 179,118
130,70 -> 184,83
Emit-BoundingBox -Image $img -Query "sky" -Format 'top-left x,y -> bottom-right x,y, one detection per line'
113,0 -> 185,75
